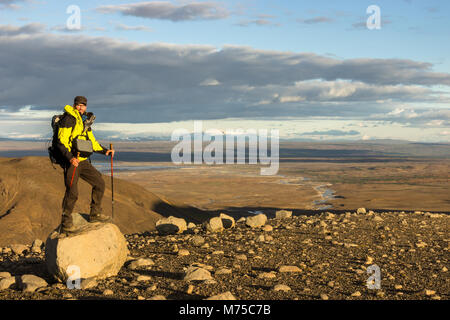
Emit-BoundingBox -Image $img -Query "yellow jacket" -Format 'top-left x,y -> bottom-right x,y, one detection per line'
57,105 -> 107,162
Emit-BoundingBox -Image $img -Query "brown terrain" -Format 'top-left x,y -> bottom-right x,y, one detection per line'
0,140 -> 448,300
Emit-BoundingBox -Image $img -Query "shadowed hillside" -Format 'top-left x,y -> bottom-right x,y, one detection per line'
0,156 -> 211,247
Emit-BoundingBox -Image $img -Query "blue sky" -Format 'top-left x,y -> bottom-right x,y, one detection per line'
0,0 -> 449,142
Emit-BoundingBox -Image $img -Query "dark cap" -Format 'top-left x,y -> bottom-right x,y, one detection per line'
74,96 -> 87,106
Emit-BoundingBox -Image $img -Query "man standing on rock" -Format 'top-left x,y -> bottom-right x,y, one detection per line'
56,96 -> 115,233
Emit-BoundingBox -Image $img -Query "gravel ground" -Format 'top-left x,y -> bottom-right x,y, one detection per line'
0,209 -> 448,300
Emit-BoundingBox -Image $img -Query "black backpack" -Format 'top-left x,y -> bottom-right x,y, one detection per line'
48,113 -> 69,167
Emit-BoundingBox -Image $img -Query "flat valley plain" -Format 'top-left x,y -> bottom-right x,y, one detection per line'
84,140 -> 450,214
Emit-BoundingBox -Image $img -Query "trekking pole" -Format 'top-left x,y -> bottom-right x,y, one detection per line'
110,143 -> 114,220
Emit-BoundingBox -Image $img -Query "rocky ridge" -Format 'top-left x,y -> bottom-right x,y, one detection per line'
0,209 -> 448,300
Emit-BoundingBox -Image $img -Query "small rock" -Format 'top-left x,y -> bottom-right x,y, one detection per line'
184,265 -> 213,282
205,291 -> 236,300
9,244 -> 28,255
136,275 -> 152,282
442,267 -> 448,272
212,250 -> 224,255
351,291 -> 361,297
0,272 -> 12,279
273,284 -> 291,292
262,225 -> 273,232
278,265 -> 301,273
81,278 -> 98,290
357,208 -> 366,214
128,258 -> 155,270
187,222 -> 196,229
219,213 -> 235,229
149,295 -> 166,300
186,284 -> 194,294
191,235 -> 205,247
236,254 -> 247,261
365,256 -> 374,265
178,249 -> 190,256
0,277 -> 15,290
275,210 -> 292,219
373,216 -> 383,222
156,216 -> 187,235
424,289 -> 436,296
394,284 -> 403,290
258,272 -> 277,279
20,274 -> 48,293
320,293 -> 329,300
205,217 -> 224,233
215,268 -> 232,275
246,214 -> 267,228
103,289 -> 114,296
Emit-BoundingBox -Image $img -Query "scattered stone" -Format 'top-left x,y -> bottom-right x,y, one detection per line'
262,225 -> 273,232
373,216 -> 383,222
187,222 -> 196,229
416,242 -> 427,248
136,275 -> 152,282
186,284 -> 194,294
205,291 -> 236,300
184,265 -> 214,282
20,274 -> 48,293
365,256 -> 374,265
442,267 -> 448,272
236,254 -> 247,261
220,213 -> 236,229
357,208 -> 366,214
273,284 -> 291,292
215,268 -> 232,275
320,293 -> 329,300
103,289 -> 114,296
212,250 -> 224,255
191,235 -> 205,247
156,216 -> 187,235
258,272 -> 277,279
205,217 -> 224,233
394,284 -> 403,290
149,295 -> 166,300
246,214 -> 267,228
275,210 -> 292,219
178,249 -> 190,256
128,258 -> 155,270
351,291 -> 361,297
81,278 -> 98,290
278,265 -> 302,273
424,289 -> 436,296
9,244 -> 28,255
0,277 -> 15,290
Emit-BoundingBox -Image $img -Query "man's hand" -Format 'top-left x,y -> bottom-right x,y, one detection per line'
106,149 -> 115,158
70,157 -> 80,167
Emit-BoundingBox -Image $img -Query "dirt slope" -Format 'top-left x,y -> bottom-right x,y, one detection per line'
0,157 -> 210,247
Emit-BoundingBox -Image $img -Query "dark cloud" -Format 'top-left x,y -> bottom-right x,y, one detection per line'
298,16 -> 334,24
0,22 -> 44,35
0,30 -> 449,123
97,1 -> 229,22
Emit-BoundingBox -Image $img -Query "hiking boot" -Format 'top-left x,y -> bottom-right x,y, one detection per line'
89,214 -> 111,223
61,224 -> 80,234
